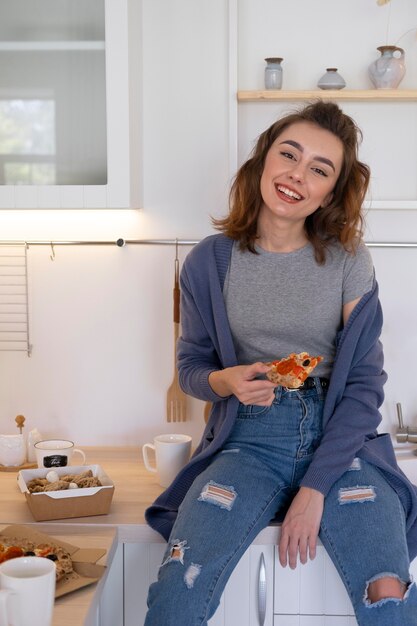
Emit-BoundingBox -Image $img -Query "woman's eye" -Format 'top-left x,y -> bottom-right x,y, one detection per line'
312,167 -> 328,177
280,151 -> 295,160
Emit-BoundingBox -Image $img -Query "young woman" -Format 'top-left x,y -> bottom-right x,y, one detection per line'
144,100 -> 417,626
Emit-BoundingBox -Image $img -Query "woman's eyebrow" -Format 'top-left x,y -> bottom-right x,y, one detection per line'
279,139 -> 336,172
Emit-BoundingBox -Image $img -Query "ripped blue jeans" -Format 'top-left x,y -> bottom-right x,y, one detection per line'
145,381 -> 417,626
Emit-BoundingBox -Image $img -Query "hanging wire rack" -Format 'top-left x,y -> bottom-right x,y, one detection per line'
0,244 -> 30,355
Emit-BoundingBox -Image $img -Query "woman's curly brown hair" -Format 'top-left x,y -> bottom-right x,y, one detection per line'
213,100 -> 370,264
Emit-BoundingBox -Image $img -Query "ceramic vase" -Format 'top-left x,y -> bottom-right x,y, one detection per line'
317,68 -> 346,90
264,57 -> 283,90
368,45 -> 406,89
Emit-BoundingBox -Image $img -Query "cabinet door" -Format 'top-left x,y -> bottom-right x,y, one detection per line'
124,543 -> 274,626
124,542 -> 165,626
410,555 -> 417,580
274,617 -> 358,626
208,545 -> 274,626
274,545 -> 354,617
98,542 -> 124,626
0,0 -> 140,209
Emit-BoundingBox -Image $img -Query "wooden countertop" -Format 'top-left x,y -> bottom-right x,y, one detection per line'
0,447 -> 165,542
0,523 -> 117,626
0,446 -> 281,544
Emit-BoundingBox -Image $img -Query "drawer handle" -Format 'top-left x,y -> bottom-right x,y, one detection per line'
257,552 -> 267,626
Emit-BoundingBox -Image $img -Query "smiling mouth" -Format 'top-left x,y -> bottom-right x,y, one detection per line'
276,184 -> 303,201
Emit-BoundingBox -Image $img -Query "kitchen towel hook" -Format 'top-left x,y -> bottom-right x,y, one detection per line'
49,242 -> 55,261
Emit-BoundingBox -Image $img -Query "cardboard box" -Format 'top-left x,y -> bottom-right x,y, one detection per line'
0,524 -> 107,598
17,465 -> 115,521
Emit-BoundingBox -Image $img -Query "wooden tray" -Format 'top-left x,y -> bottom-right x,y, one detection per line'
0,461 -> 37,472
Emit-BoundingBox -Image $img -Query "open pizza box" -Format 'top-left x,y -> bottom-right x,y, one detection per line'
17,464 -> 115,521
0,524 -> 107,598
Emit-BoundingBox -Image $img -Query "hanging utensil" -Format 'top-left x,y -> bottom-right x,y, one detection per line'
203,402 -> 212,424
166,241 -> 188,422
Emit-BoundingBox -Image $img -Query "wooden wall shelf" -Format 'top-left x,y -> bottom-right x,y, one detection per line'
237,90 -> 417,102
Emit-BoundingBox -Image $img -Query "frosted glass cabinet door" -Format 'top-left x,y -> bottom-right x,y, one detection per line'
0,0 -> 140,208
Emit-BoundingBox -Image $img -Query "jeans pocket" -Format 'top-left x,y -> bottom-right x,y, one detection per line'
237,402 -> 272,419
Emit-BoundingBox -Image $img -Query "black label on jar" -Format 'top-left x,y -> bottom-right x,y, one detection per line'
44,455 -> 68,468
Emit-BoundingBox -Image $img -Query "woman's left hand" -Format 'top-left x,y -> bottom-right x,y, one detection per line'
278,486 -> 324,569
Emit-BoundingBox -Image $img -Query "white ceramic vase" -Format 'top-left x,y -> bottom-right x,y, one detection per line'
317,68 -> 346,90
368,45 -> 405,89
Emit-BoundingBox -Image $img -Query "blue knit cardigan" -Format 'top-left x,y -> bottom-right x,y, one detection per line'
145,234 -> 417,559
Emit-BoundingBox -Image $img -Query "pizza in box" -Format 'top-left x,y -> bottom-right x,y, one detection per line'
0,525 -> 107,597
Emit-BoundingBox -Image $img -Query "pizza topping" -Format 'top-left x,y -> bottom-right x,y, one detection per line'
0,546 -> 25,563
266,352 -> 323,389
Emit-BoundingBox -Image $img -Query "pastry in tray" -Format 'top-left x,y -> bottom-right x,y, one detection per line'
26,469 -> 102,493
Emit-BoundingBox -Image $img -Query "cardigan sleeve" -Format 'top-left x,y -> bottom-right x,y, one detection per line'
176,262 -> 228,403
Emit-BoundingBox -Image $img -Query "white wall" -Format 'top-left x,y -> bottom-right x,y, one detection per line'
0,0 -> 416,449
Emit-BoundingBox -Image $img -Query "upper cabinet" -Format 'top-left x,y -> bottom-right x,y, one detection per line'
0,0 -> 141,209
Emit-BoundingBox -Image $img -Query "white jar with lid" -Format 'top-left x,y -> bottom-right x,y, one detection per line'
0,434 -> 26,466
264,57 -> 283,90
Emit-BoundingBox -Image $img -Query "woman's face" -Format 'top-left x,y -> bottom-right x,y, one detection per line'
259,121 -> 344,225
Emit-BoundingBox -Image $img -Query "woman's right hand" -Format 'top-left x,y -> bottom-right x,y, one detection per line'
208,363 -> 276,406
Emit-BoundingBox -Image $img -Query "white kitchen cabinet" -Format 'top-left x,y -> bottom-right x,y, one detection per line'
274,618 -> 358,626
123,542 -> 351,626
0,0 -> 141,209
123,540 -> 417,626
123,542 -> 274,626
124,542 -> 165,626
98,542 -> 124,626
208,545 -> 274,626
274,545 -> 355,620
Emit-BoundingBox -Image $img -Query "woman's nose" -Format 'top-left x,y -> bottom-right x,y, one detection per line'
288,163 -> 305,183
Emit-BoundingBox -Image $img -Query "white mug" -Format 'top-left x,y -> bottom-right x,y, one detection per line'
34,439 -> 86,468
0,556 -> 55,626
142,434 -> 192,488
0,434 -> 26,467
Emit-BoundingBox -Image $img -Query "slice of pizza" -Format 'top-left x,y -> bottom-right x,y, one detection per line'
0,538 -> 73,582
266,352 -> 323,389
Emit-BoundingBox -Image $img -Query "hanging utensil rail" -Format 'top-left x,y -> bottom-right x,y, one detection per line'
0,239 -> 417,248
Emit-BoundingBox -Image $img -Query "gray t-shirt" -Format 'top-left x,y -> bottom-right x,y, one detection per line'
223,241 -> 374,378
